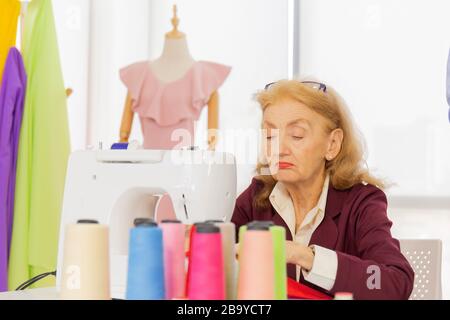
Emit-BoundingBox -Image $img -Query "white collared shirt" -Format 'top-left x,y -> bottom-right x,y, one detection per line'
269,175 -> 337,291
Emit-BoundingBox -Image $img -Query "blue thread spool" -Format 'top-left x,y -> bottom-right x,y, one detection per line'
126,218 -> 165,300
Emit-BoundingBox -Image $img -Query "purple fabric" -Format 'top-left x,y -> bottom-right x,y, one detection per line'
232,178 -> 415,300
0,47 -> 27,292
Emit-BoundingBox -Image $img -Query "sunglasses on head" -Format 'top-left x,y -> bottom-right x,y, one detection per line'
264,80 -> 327,93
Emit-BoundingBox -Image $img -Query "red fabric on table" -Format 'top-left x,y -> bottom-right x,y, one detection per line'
287,277 -> 333,300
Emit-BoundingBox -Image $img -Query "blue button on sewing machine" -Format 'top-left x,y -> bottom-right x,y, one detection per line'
111,143 -> 129,150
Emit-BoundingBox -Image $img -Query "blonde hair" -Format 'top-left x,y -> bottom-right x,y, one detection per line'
254,79 -> 385,209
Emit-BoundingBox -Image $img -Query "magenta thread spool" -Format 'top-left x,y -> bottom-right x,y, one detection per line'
205,220 -> 236,300
187,223 -> 225,300
160,219 -> 186,299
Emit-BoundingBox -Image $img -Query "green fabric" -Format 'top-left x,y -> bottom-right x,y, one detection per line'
8,0 -> 70,290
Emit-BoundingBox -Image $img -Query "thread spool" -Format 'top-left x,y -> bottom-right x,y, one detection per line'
187,223 -> 225,300
185,221 -> 213,293
239,221 -> 287,300
60,220 -> 110,300
237,223 -> 275,300
238,225 -> 247,245
126,218 -> 165,300
206,220 -> 237,300
334,292 -> 354,300
160,219 -> 186,300
185,222 -> 201,298
270,225 -> 287,300
238,221 -> 274,243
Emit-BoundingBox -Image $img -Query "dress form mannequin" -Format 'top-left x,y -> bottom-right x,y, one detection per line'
119,5 -> 220,150
119,6 -> 230,222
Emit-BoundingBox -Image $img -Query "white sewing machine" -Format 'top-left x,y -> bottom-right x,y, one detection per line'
0,149 -> 237,300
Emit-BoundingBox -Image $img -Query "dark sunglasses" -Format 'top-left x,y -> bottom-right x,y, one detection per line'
264,80 -> 327,93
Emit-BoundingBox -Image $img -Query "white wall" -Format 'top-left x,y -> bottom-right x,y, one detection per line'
53,0 -> 90,150
298,0 -> 450,199
53,0 -> 149,150
86,0 -> 149,149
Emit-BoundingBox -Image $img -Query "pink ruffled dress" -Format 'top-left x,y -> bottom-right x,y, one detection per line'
120,60 -> 231,149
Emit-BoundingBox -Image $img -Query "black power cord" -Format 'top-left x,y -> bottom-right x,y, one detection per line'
15,271 -> 124,299
15,271 -> 57,291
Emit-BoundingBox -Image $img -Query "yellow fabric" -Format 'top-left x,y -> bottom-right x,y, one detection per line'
0,0 -> 20,81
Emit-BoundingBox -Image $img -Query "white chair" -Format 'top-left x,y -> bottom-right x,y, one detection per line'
399,239 -> 442,300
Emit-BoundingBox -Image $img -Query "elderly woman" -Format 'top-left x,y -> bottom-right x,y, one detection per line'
231,80 -> 414,300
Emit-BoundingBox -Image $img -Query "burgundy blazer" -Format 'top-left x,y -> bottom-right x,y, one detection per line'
231,178 -> 415,300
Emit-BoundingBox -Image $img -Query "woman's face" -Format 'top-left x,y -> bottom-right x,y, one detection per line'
262,98 -> 341,185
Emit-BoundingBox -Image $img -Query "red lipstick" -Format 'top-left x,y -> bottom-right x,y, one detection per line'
278,162 -> 294,169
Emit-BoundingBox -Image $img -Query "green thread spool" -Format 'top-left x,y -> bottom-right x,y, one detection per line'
270,225 -> 287,300
238,225 -> 247,245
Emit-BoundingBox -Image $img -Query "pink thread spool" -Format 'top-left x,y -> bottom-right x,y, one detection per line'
237,223 -> 275,300
160,220 -> 186,300
187,223 -> 225,300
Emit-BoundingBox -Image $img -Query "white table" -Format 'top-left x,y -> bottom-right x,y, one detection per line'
0,287 -> 126,300
0,287 -> 59,300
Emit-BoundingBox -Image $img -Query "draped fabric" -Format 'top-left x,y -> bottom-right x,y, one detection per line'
8,0 -> 70,290
0,0 -> 20,84
0,48 -> 27,292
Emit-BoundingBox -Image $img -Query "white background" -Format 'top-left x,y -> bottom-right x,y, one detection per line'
299,0 -> 450,198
